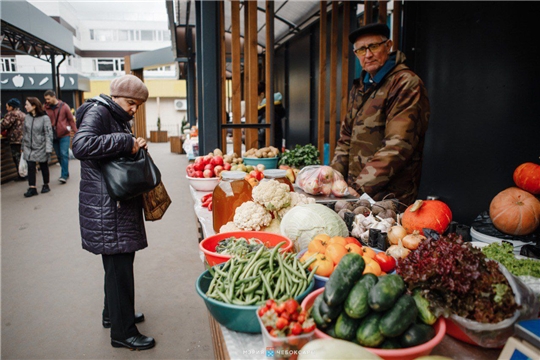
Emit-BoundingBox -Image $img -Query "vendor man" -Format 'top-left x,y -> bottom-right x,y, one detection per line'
330,23 -> 430,205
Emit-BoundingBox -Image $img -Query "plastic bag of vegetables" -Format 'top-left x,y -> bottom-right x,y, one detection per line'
295,165 -> 349,197
280,203 -> 349,252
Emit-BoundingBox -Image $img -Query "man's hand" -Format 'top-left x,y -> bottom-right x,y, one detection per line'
348,186 -> 360,197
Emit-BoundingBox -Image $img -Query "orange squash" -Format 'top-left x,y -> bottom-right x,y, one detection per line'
514,162 -> 540,195
402,199 -> 452,235
490,187 -> 540,235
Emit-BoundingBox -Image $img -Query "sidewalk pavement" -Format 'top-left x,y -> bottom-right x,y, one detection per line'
1,142 -> 214,359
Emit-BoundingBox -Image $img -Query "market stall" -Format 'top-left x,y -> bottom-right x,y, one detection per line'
187,148 -> 538,359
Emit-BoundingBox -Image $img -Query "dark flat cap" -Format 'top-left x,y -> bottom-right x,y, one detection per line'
349,23 -> 390,43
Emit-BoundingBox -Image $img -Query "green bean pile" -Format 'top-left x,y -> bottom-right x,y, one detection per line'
215,237 -> 263,257
207,241 -> 318,306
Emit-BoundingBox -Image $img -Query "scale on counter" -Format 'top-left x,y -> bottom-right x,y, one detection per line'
499,320 -> 540,360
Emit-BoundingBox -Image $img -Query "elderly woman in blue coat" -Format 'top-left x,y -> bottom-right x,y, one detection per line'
72,75 -> 154,350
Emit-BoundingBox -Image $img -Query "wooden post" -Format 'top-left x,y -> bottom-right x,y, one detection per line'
392,0 -> 402,51
265,0 -> 275,148
246,1 -> 259,150
317,1 -> 327,163
378,0 -> 387,24
219,1 -> 227,154
243,2 -> 251,150
329,1 -> 339,162
364,0 -> 373,25
231,0 -> 242,156
340,1 -> 351,146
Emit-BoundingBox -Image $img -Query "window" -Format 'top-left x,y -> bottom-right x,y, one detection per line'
141,30 -> 153,41
93,58 -> 125,72
118,30 -> 129,41
1,58 -> 17,72
90,29 -> 114,42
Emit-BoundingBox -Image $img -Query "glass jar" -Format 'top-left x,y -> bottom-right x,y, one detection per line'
212,171 -> 252,232
263,169 -> 294,192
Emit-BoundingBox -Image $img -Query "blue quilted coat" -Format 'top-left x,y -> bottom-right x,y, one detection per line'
72,95 -> 147,255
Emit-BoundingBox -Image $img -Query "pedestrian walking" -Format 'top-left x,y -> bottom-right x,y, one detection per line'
43,90 -> 77,184
22,97 -> 53,197
1,98 -> 26,181
72,74 -> 155,350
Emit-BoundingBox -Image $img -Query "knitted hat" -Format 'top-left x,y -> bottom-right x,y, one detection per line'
349,23 -> 390,44
110,74 -> 149,102
7,98 -> 21,108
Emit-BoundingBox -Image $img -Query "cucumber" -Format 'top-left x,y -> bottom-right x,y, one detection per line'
413,288 -> 437,325
324,321 -> 337,338
324,253 -> 365,306
334,311 -> 362,341
380,337 -> 402,349
399,323 -> 436,348
379,294 -> 418,337
311,293 -> 328,329
344,275 -> 377,319
368,274 -> 405,312
356,312 -> 385,347
320,298 -> 342,323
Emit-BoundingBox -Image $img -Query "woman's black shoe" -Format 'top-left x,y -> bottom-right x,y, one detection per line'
102,312 -> 144,328
41,185 -> 50,193
24,188 -> 38,197
111,334 -> 155,350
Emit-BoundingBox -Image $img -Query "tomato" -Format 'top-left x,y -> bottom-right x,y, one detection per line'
284,299 -> 299,315
302,319 -> 316,333
328,236 -> 347,246
362,255 -> 374,264
258,307 -> 268,317
345,243 -> 363,256
276,317 -> 288,330
363,260 -> 382,276
297,314 -> 306,324
325,243 -> 348,265
313,254 -> 334,277
300,251 -> 315,263
374,252 -> 396,273
345,237 -> 362,247
290,322 -> 303,335
266,299 -> 276,309
308,239 -> 328,254
362,247 -> 376,259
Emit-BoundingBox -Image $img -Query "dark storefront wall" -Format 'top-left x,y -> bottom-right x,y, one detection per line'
1,90 -> 77,118
404,2 -> 540,224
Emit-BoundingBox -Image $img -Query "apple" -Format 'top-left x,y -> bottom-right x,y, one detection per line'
214,165 -> 224,177
250,170 -> 264,181
332,179 -> 348,197
223,162 -> 231,171
193,162 -> 205,171
203,169 -> 214,178
318,166 -> 335,183
256,164 -> 266,171
194,170 -> 204,178
279,165 -> 290,170
204,163 -> 214,171
321,183 -> 332,196
285,169 -> 296,183
211,155 -> 224,166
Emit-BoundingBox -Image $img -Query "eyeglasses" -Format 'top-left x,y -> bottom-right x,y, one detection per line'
353,40 -> 388,56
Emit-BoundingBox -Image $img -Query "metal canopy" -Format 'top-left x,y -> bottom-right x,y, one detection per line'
173,0 -> 322,48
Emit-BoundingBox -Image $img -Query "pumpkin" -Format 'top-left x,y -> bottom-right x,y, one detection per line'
489,187 -> 540,236
401,199 -> 452,235
513,162 -> 540,195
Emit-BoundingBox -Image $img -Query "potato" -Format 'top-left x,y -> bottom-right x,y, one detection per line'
213,148 -> 223,157
255,150 -> 263,158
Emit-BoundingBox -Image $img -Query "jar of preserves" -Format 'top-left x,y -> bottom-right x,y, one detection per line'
262,169 -> 294,192
212,171 -> 252,232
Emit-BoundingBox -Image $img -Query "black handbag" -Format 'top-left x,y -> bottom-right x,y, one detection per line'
100,148 -> 161,201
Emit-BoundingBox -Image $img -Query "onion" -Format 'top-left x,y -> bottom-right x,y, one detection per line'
402,231 -> 427,250
387,225 -> 407,245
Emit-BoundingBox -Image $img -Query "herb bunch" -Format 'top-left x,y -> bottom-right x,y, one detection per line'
396,233 -> 518,323
278,144 -> 321,168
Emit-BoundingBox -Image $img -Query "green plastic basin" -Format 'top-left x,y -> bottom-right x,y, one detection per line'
195,268 -> 315,333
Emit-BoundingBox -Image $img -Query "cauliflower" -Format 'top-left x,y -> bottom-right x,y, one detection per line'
233,201 -> 272,231
252,179 -> 292,211
219,221 -> 241,233
263,218 -> 282,234
276,192 -> 316,219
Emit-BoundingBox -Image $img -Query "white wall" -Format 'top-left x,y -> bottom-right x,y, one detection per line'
145,98 -> 187,137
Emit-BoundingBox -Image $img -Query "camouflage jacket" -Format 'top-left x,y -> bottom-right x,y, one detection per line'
1,109 -> 25,144
331,51 -> 430,205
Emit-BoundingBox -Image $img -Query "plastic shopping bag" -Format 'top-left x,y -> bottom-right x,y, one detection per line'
295,165 -> 350,197
19,153 -> 28,177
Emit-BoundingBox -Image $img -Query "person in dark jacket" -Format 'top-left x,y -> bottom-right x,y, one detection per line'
257,82 -> 285,149
72,75 -> 155,350
22,97 -> 53,197
2,98 -> 26,180
44,90 -> 77,184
